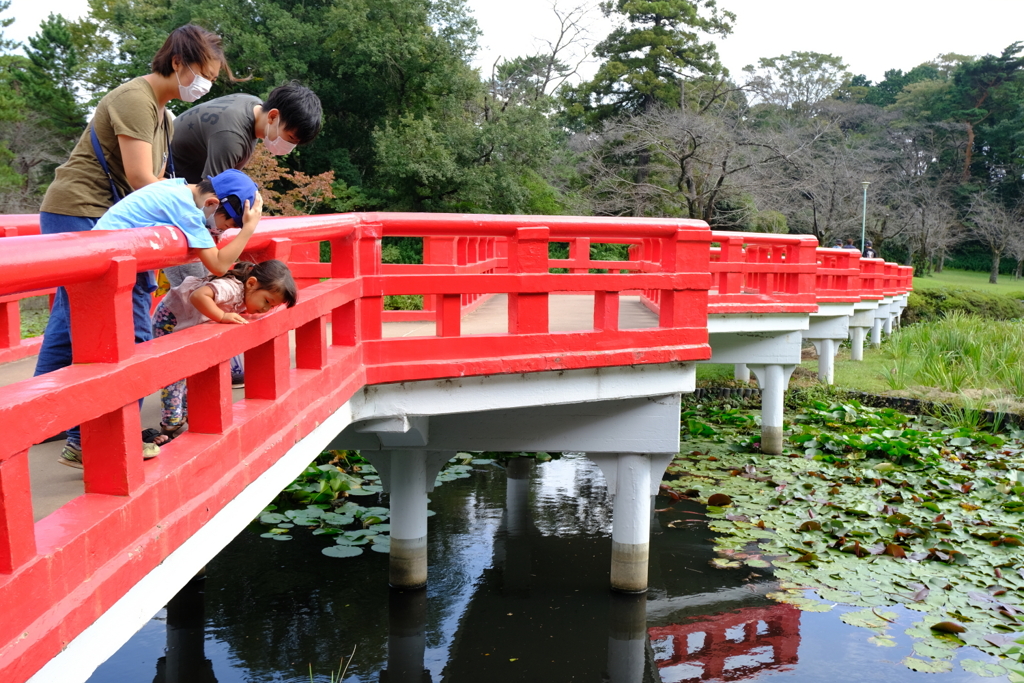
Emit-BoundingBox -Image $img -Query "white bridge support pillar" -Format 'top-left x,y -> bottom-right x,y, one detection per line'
363,449 -> 451,589
848,303 -> 879,361
810,338 -> 838,384
734,363 -> 750,383
587,452 -> 674,593
748,364 -> 796,455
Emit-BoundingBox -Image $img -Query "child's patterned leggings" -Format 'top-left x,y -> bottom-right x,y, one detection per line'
152,304 -> 187,427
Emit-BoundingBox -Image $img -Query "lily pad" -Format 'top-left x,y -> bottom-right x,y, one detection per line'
960,659 -> 1009,678
902,657 -> 953,673
322,545 -> 364,558
868,635 -> 897,647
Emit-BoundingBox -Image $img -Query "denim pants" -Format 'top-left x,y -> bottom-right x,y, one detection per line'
34,212 -> 153,447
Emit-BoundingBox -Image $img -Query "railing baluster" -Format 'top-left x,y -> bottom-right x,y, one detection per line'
81,405 -> 144,495
436,294 -> 462,337
245,335 -> 290,400
188,361 -> 232,433
295,316 -> 328,370
594,291 -> 619,331
0,300 -> 18,351
0,449 -> 34,573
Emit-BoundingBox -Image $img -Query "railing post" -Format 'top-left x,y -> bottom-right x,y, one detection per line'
718,236 -> 744,294
569,238 -> 590,273
187,361 -> 233,433
0,449 -> 34,573
507,227 -> 549,334
423,236 -> 457,316
65,255 -> 137,364
359,224 -> 383,341
330,233 -> 358,346
658,229 -> 709,328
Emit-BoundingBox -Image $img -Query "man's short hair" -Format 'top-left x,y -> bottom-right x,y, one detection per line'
265,81 -> 323,145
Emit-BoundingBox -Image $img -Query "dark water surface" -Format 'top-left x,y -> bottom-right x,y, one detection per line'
87,454 -> 1005,682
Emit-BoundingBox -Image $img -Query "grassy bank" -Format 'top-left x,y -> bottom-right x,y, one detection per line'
912,267 -> 1024,296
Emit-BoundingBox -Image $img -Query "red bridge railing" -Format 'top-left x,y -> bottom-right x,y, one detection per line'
0,212 -> 713,682
0,219 -> 54,364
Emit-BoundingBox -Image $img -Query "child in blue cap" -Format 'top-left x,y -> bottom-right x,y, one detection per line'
48,169 -> 263,469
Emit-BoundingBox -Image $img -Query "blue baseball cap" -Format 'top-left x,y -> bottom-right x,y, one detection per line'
207,169 -> 258,223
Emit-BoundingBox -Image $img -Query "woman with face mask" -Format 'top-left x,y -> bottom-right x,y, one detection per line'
34,24 -> 243,452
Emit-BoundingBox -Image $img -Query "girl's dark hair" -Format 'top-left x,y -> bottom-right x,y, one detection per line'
151,24 -> 244,82
215,260 -> 298,308
195,177 -> 244,223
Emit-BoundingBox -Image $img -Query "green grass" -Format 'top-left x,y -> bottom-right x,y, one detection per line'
697,348 -> 893,395
912,268 -> 1024,296
20,308 -> 48,339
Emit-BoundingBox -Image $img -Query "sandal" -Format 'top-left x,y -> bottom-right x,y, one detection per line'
159,423 -> 188,442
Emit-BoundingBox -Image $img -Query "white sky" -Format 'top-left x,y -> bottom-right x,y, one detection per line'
8,0 -> 1024,86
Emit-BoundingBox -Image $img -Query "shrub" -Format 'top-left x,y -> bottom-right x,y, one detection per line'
903,287 -> 1024,324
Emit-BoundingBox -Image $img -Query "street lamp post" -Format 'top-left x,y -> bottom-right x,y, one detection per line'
860,181 -> 870,254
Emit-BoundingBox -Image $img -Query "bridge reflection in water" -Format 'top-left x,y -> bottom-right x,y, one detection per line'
86,453 -> 808,683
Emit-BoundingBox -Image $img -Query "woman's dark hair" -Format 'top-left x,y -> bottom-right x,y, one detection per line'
215,260 -> 298,308
195,177 -> 244,223
264,81 -> 323,145
151,24 -> 244,82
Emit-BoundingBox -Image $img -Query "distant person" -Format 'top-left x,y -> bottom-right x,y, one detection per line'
165,81 -> 322,384
863,241 -> 878,259
55,170 -> 264,469
843,238 -> 858,250
153,260 -> 297,439
832,239 -> 843,249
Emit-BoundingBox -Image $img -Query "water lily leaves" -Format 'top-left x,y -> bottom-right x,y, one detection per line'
840,608 -> 897,631
370,543 -> 391,554
346,488 -> 377,496
369,524 -> 391,532
707,493 -> 732,506
321,512 -> 355,526
360,507 -> 390,519
766,591 -> 834,612
259,513 -> 287,524
471,459 -> 495,465
902,657 -> 953,673
710,558 -> 741,569
868,635 -> 897,647
260,532 -> 292,541
322,545 -> 363,558
960,659 -> 1009,677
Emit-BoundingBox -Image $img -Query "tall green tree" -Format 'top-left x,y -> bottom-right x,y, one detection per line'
565,0 -> 734,124
21,13 -> 87,139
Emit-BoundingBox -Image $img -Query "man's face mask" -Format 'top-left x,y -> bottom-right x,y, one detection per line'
264,117 -> 297,156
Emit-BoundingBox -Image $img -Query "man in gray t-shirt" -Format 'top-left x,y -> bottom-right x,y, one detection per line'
170,81 -> 322,184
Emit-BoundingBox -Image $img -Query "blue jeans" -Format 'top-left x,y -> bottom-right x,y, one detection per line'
35,212 -> 153,447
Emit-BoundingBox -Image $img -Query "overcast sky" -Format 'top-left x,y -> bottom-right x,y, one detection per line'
8,0 -> 1024,85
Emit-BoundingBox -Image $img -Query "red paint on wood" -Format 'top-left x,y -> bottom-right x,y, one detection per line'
0,450 -> 34,573
81,404 -> 144,496
187,361 -> 232,433
245,335 -> 290,400
295,316 -> 328,370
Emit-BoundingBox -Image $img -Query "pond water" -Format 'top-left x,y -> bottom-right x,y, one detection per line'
86,454 -> 1007,682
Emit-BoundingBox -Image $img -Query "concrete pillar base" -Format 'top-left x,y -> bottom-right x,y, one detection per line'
871,318 -> 883,347
610,541 -> 650,594
389,537 -> 428,589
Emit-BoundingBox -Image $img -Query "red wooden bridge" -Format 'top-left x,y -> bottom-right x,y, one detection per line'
0,212 -> 910,682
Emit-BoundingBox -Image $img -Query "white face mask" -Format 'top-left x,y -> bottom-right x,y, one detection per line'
177,64 -> 212,103
264,118 -> 296,156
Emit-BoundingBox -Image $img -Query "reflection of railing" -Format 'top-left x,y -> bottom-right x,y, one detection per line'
648,603 -> 801,681
0,220 -> 55,364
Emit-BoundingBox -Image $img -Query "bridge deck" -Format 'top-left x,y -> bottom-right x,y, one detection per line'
0,294 -> 659,522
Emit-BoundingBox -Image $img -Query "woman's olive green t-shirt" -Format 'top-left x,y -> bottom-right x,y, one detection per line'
40,78 -> 172,218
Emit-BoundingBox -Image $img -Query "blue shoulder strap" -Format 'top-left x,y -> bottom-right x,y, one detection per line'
163,110 -> 176,179
90,126 -> 122,204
